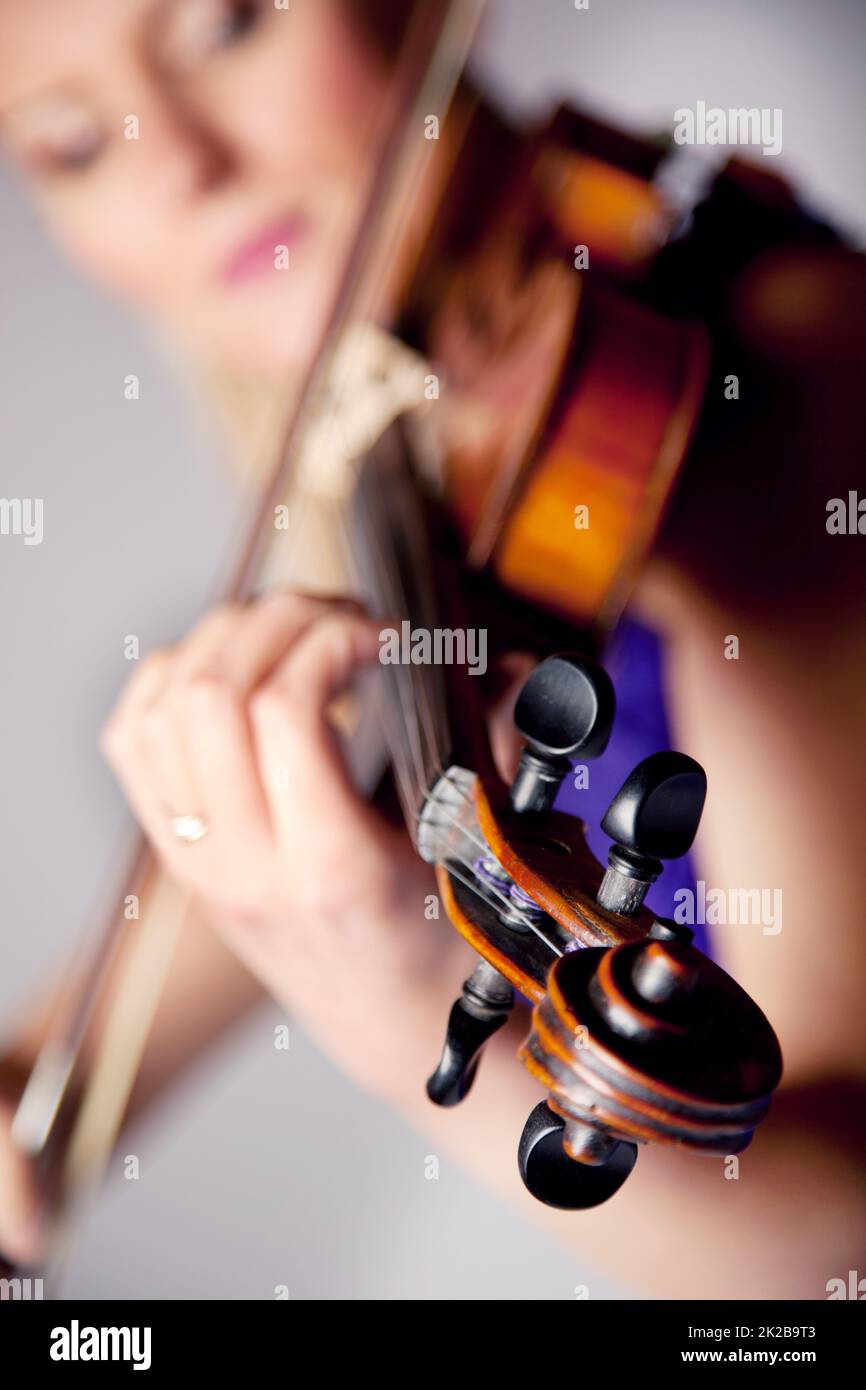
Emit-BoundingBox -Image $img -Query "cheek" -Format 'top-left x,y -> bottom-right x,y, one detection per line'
39,189 -> 186,315
221,9 -> 389,187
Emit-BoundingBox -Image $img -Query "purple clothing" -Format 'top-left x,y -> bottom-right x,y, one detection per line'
553,615 -> 708,957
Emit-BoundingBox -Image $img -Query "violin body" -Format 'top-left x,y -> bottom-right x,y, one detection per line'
405,98 -> 834,642
401,100 -> 709,638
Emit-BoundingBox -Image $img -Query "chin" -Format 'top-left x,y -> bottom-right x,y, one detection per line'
215,282 -> 334,379
202,335 -> 314,384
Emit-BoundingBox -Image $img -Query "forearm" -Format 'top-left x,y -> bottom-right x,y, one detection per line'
383,1006 -> 866,1300
243,884 -> 864,1301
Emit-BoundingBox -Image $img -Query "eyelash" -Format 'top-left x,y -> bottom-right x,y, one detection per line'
52,136 -> 106,175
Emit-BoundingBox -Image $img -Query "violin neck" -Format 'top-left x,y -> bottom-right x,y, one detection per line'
350,419 -> 464,832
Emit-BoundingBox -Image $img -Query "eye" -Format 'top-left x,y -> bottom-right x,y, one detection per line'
212,0 -> 261,46
48,129 -> 107,174
6,100 -> 107,179
161,0 -> 262,72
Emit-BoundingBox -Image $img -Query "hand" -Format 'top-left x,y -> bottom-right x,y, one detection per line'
100,593 -> 476,1098
0,1062 -> 42,1269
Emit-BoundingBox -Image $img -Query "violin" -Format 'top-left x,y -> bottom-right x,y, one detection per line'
14,0 -> 841,1272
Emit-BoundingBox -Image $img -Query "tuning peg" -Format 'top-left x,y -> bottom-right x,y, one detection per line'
648,914 -> 695,946
426,959 -> 514,1107
517,1102 -> 638,1209
510,654 -> 616,814
597,751 -> 706,915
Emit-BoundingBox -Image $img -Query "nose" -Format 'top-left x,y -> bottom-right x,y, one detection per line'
129,92 -> 235,204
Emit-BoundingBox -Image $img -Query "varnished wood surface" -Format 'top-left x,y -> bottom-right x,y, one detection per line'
474,778 -> 654,948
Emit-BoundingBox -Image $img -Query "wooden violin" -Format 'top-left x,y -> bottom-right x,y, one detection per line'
15,0 -> 840,1269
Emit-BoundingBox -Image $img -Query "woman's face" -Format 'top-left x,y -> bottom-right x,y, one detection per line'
0,0 -> 391,376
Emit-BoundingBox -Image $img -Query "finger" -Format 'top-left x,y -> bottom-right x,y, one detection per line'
0,1099 -> 43,1267
100,648 -> 175,758
168,603 -> 244,681
250,614 -> 383,852
181,677 -> 274,853
184,591 -> 361,694
102,602 -> 243,752
101,649 -> 193,851
169,595 -> 350,850
487,652 -> 536,782
135,605 -> 244,832
104,607 -> 246,847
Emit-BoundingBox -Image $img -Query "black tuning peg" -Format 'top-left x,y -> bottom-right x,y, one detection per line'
598,751 -> 707,915
649,914 -> 695,946
426,959 -> 514,1107
517,1102 -> 638,1209
510,654 -> 616,814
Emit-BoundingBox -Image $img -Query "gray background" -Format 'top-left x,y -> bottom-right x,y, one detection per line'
2,0 -> 864,1299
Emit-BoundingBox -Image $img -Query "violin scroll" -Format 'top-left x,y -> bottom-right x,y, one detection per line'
424,654 -> 783,1209
517,931 -> 783,1209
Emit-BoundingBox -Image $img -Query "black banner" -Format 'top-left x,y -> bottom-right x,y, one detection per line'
0,1297 -> 861,1375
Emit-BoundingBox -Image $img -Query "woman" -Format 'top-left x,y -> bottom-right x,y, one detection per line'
1,0 -> 865,1299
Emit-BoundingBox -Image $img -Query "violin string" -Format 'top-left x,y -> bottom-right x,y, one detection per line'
358,533 -> 433,818
436,852 -> 564,959
348,444 -> 454,788
242,440 -> 556,954
274,432 -> 565,968
405,772 -> 564,952
373,468 -> 454,801
337,452 -> 564,951
275,378 -> 550,947
337,465 -> 436,818
250,431 -> 434,825
344,446 -> 483,822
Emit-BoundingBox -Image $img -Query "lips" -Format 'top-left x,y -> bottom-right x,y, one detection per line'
221,214 -> 310,285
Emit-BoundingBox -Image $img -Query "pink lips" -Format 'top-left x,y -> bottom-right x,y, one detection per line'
221,214 -> 309,285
